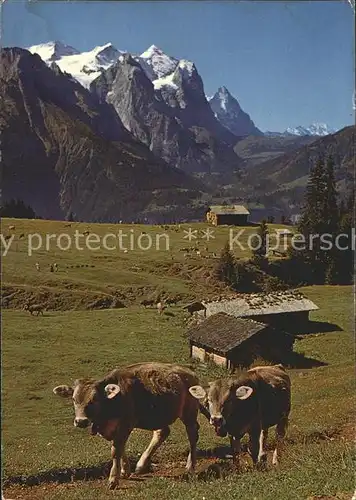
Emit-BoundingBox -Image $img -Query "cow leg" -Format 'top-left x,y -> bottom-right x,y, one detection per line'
257,428 -> 268,468
109,429 -> 132,490
184,420 -> 199,473
135,427 -> 170,474
230,435 -> 241,469
248,429 -> 260,466
120,452 -> 131,478
272,416 -> 288,466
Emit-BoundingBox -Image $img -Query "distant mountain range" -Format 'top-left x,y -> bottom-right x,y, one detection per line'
265,123 -> 336,138
236,125 -> 355,210
1,40 -> 351,223
28,41 -> 337,139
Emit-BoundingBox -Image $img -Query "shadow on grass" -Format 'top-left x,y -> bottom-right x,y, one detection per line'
282,350 -> 328,369
3,456 -> 231,488
3,458 -> 148,488
287,320 -> 343,335
197,445 -> 233,459
3,461 -> 112,487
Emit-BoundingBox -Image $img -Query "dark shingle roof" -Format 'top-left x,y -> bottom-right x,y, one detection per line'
187,312 -> 268,354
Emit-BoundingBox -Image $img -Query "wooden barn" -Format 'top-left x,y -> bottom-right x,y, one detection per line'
193,290 -> 318,332
206,205 -> 250,226
188,312 -> 294,369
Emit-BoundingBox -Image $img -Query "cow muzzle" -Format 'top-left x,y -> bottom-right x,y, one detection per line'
210,416 -> 227,437
74,417 -> 90,429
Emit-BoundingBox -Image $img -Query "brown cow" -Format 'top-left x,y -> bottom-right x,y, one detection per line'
189,364 -> 291,469
53,362 -> 200,489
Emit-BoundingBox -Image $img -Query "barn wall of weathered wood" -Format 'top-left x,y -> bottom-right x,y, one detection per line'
208,351 -> 227,367
227,328 -> 294,368
191,344 -> 227,367
216,214 -> 248,226
191,345 -> 206,362
249,311 -> 309,332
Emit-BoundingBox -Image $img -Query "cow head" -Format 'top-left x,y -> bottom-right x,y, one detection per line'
189,379 -> 254,437
53,379 -> 122,437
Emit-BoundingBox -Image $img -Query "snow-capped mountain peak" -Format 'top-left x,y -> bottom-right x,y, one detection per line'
140,44 -> 163,58
173,59 -> 196,82
218,85 -> 229,95
152,58 -> 197,94
28,41 -> 79,62
28,41 -> 124,88
216,86 -> 233,111
137,44 -> 178,81
92,43 -> 121,63
285,123 -> 336,137
209,86 -> 262,136
266,123 -> 337,137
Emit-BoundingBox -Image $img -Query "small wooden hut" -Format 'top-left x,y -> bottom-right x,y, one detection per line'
188,312 -> 294,369
206,205 -> 250,226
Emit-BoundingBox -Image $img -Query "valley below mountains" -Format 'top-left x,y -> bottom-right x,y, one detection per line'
1,41 -> 353,222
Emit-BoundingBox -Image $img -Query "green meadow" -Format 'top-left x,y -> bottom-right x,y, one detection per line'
1,218 -> 354,499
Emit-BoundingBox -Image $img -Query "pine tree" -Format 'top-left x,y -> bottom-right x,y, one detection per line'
323,156 -> 340,282
298,156 -> 328,282
323,156 -> 339,234
215,242 -> 238,289
299,155 -> 326,236
0,199 -> 36,218
335,189 -> 354,284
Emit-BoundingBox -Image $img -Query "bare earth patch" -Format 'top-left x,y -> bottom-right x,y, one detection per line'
3,458 -> 225,499
4,424 -> 354,500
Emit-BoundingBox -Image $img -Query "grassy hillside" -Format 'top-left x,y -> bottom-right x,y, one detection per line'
1,218 -> 293,311
234,135 -> 316,168
2,219 -> 354,499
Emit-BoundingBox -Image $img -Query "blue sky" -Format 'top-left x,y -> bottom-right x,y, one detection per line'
2,1 -> 354,132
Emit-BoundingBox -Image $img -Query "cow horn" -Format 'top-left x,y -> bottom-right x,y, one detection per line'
104,384 -> 121,399
235,385 -> 253,400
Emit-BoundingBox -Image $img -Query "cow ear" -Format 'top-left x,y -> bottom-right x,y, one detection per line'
235,385 -> 253,400
189,385 -> 207,400
104,384 -> 121,399
53,385 -> 73,398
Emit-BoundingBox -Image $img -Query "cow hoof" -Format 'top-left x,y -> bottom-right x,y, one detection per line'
256,454 -> 268,470
121,471 -> 131,479
135,458 -> 152,475
256,462 -> 267,471
135,465 -> 147,475
108,480 -> 118,490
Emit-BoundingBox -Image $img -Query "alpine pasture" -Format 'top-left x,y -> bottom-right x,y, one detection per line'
2,218 -> 354,499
